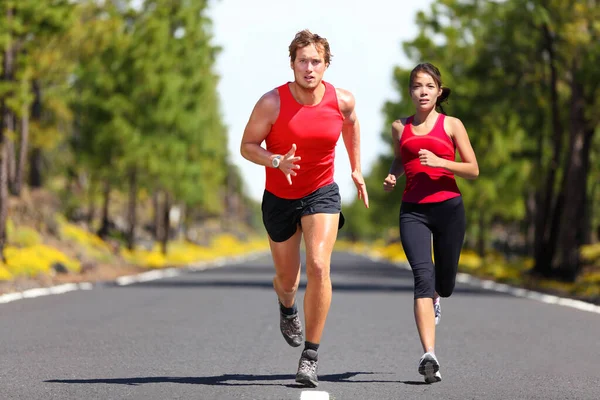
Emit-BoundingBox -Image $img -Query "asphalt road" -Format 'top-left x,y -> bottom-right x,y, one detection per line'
0,252 -> 598,400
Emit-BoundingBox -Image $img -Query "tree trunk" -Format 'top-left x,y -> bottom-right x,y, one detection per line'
126,167 -> 137,250
477,210 -> 485,258
13,106 -> 29,196
153,190 -> 163,241
29,147 -> 43,187
97,180 -> 111,239
161,192 -> 171,255
552,72 -> 593,281
87,180 -> 96,227
0,6 -> 15,262
6,124 -> 16,193
29,81 -> 43,188
533,23 -> 563,276
525,190 -> 537,256
0,140 -> 7,263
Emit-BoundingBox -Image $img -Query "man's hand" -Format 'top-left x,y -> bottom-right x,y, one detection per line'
279,144 -> 301,185
352,170 -> 369,208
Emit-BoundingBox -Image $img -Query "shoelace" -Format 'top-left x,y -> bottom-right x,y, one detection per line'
299,358 -> 317,374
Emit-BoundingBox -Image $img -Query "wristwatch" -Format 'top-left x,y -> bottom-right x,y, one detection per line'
271,155 -> 282,168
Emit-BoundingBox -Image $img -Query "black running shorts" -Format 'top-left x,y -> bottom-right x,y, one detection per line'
261,182 -> 345,243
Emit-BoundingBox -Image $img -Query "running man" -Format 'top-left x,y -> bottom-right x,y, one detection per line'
240,29 -> 369,387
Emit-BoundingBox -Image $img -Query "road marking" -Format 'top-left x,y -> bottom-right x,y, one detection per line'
0,251 -> 269,305
300,391 -> 329,400
0,283 -> 92,304
366,254 -> 600,315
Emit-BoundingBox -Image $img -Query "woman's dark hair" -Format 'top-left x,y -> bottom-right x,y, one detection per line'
409,63 -> 451,113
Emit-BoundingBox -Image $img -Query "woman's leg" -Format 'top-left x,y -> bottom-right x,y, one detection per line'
432,197 -> 466,298
400,205 -> 436,354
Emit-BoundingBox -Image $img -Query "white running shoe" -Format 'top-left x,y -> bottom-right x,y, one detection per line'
434,296 -> 441,326
418,352 -> 441,384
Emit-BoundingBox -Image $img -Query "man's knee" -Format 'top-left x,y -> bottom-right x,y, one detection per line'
305,257 -> 330,281
274,276 -> 298,294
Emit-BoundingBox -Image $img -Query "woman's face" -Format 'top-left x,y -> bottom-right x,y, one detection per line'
410,72 -> 442,112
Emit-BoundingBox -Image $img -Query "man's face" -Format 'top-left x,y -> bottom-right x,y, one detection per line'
291,44 -> 328,90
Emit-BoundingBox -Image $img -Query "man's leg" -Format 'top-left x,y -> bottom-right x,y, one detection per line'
292,213 -> 339,387
269,227 -> 303,347
299,213 -> 339,344
269,226 -> 303,307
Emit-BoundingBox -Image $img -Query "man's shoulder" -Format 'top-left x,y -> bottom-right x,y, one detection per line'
256,88 -> 281,112
333,86 -> 355,114
334,86 -> 354,101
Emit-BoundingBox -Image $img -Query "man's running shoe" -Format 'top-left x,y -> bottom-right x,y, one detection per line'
418,352 -> 441,384
295,349 -> 318,387
280,305 -> 303,347
434,296 -> 441,326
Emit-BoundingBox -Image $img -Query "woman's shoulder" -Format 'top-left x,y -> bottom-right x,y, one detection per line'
392,116 -> 412,139
393,116 -> 414,131
442,115 -> 466,136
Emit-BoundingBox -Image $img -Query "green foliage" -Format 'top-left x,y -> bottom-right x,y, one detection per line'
344,0 -> 600,271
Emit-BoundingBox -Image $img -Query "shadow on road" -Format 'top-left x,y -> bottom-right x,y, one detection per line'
118,279 -> 508,296
46,371 -> 401,387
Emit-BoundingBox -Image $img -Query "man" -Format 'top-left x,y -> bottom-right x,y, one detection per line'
240,29 -> 369,387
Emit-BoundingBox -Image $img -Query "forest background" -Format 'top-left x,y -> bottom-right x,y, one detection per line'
0,0 -> 598,303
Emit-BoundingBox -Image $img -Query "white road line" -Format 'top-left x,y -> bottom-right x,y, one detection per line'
365,253 -> 600,315
0,251 -> 270,305
0,282 -> 92,304
300,391 -> 329,400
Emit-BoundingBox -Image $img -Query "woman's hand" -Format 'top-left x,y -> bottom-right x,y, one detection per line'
383,174 -> 397,192
418,149 -> 446,168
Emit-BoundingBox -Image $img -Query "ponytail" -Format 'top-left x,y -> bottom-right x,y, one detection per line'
437,87 -> 451,114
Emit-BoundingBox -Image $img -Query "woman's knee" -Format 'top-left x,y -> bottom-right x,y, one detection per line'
436,282 -> 455,298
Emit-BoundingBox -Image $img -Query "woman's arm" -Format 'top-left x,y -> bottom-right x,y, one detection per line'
383,119 -> 405,192
418,116 -> 479,180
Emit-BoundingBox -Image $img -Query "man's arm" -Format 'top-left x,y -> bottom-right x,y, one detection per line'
337,88 -> 369,208
338,88 -> 361,174
240,89 -> 281,167
240,89 -> 301,185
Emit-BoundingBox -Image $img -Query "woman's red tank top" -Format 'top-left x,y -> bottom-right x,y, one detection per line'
399,114 -> 461,203
265,81 -> 344,199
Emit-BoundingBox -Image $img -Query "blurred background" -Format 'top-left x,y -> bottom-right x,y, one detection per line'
0,0 -> 598,302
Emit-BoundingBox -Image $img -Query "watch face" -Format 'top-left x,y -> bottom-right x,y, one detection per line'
272,157 -> 280,168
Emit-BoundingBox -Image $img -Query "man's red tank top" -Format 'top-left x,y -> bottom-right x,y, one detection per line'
399,114 -> 461,203
265,81 -> 344,199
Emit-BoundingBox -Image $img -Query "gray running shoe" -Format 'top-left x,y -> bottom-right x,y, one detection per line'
418,352 -> 441,384
280,305 -> 303,347
295,349 -> 318,387
434,297 -> 441,326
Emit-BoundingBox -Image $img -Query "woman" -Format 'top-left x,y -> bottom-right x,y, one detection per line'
383,63 -> 479,383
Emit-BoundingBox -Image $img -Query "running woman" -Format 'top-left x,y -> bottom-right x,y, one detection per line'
383,62 -> 479,383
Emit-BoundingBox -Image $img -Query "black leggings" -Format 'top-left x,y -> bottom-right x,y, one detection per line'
399,196 -> 466,299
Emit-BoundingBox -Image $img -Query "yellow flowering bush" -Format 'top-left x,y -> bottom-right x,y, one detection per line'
57,219 -> 113,262
458,250 -> 482,272
122,234 -> 269,269
1,244 -> 81,279
581,243 -> 600,264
